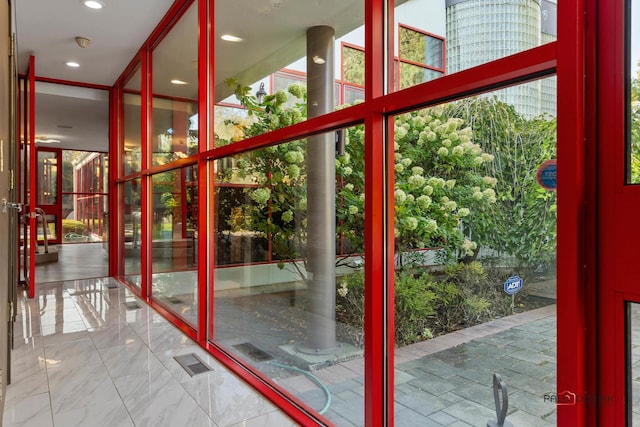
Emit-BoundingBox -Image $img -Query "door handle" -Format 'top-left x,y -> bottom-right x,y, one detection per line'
2,197 -> 22,213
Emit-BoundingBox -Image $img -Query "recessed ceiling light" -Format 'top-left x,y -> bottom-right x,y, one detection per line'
66,61 -> 80,68
221,34 -> 243,42
83,0 -> 103,9
35,138 -> 61,144
171,79 -> 188,85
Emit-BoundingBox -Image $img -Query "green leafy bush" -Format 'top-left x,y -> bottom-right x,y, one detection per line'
335,262 -> 520,347
61,219 -> 87,235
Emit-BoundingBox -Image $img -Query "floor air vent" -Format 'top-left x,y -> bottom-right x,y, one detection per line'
124,301 -> 141,310
165,296 -> 184,305
232,342 -> 273,362
174,353 -> 212,376
105,282 -> 118,289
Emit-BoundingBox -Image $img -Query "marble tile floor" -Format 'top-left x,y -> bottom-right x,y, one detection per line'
3,278 -> 297,427
34,243 -> 110,284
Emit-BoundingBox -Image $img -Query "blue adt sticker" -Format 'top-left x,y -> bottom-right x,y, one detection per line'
504,276 -> 523,295
537,159 -> 557,190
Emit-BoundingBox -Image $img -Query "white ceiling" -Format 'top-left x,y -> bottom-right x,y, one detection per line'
14,0 -> 366,152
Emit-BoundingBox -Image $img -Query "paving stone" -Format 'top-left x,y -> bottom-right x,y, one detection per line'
329,399 -> 365,426
408,371 -> 468,395
395,407 -> 445,426
328,379 -> 363,395
442,399 -> 496,425
446,379 -> 494,408
395,389 -> 449,417
505,409 -> 556,426
509,390 -> 558,419
428,410 -> 459,426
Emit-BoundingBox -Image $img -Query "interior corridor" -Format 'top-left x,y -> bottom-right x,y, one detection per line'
2,277 -> 295,427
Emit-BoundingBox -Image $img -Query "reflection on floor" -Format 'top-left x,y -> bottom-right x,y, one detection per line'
5,267 -> 560,426
3,278 -> 296,427
34,243 -> 109,283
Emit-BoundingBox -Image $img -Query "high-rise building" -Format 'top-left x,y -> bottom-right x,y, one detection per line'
446,0 -> 557,117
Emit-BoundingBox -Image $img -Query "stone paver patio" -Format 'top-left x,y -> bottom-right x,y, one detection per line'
279,305 -> 557,426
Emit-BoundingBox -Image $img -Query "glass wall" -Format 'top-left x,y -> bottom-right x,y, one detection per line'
61,151 -> 108,243
122,68 -> 142,176
151,166 -> 198,326
213,0 -> 365,145
121,178 -> 142,288
391,0 -> 557,117
151,2 -> 198,164
212,127 -> 365,425
392,80 -> 557,425
111,0 -> 565,424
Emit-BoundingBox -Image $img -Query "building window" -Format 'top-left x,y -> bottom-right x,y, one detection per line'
398,25 -> 445,89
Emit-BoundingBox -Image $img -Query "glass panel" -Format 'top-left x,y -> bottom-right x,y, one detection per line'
37,151 -> 57,205
629,0 -> 640,183
399,63 -> 443,90
628,302 -> 640,423
37,214 -> 57,242
392,0 -> 557,93
342,44 -> 365,86
122,179 -> 142,288
123,69 -> 142,176
392,79 -> 557,425
214,0 -> 365,142
61,151 -> 108,243
152,2 -> 198,163
213,127 -> 365,424
151,166 -> 198,326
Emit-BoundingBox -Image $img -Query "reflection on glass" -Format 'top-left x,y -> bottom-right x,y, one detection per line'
213,128 -> 364,425
152,2 -> 198,162
151,166 -> 198,326
122,179 -> 142,288
123,69 -> 142,175
628,302 -> 640,423
629,0 -> 640,183
392,80 -> 557,424
398,25 -> 445,89
37,151 -> 57,205
61,151 -> 108,242
214,0 -> 365,144
390,0 -> 557,96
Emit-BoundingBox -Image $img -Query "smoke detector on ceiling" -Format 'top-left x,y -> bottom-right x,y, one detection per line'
75,37 -> 91,48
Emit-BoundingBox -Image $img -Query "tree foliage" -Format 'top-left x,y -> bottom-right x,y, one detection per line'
219,79 -> 498,268
631,62 -> 640,182
442,96 -> 557,271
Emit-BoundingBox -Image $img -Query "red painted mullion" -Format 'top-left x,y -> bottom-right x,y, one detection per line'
196,0 -> 210,344
109,86 -> 121,277
364,0 -> 391,426
556,0 -> 587,425
140,50 -> 150,299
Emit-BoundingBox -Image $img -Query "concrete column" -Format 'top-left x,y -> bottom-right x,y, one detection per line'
300,25 -> 337,354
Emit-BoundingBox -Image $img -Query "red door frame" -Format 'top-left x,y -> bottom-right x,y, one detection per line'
596,0 -> 640,424
24,55 -> 36,298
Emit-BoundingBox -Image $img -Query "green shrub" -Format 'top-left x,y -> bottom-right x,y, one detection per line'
61,219 -> 87,235
335,262 -> 523,347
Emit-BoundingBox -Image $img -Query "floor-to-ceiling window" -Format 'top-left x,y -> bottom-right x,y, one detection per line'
112,0 -> 585,425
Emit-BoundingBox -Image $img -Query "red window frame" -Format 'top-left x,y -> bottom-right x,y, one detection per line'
107,0 -> 597,425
